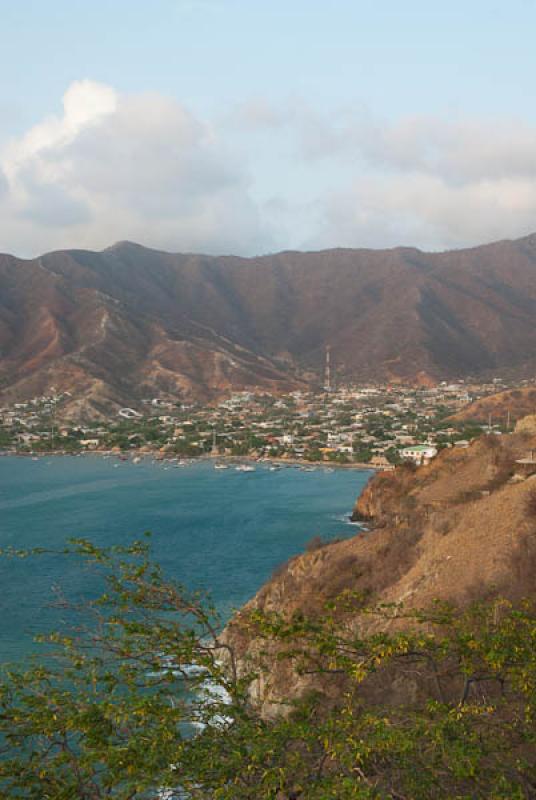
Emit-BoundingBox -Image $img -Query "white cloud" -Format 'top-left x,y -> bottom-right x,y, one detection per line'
3,81 -> 117,179
1,83 -> 536,257
312,173 -> 536,252
0,80 -> 271,257
300,114 -> 536,250
226,99 -> 536,250
356,117 -> 536,184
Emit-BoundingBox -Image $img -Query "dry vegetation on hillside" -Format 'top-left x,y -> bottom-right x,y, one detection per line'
452,386 -> 536,425
223,428 -> 536,716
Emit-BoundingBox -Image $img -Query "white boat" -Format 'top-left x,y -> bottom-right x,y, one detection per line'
214,463 -> 229,470
235,464 -> 255,472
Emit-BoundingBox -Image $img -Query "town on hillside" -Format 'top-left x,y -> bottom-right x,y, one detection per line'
2,377 -> 535,467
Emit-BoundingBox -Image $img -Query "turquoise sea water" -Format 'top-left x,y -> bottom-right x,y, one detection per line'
0,456 -> 371,663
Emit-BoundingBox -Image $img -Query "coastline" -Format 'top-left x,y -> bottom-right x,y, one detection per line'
0,448 -> 377,471
247,455 -> 376,471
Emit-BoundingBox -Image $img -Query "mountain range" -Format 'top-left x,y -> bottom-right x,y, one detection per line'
1,234 -> 536,417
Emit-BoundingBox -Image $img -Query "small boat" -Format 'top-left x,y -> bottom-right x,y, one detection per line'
235,464 -> 255,472
214,463 -> 229,470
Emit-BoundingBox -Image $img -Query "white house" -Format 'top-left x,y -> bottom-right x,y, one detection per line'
118,408 -> 142,420
279,433 -> 294,446
80,438 -> 100,449
400,445 -> 438,465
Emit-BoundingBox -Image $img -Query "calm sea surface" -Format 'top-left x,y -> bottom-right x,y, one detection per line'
0,455 -> 371,663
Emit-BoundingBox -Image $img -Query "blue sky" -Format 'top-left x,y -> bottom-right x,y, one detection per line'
1,0 -> 536,256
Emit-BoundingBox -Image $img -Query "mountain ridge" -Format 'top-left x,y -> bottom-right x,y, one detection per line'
17,227 -> 536,261
1,233 -> 536,418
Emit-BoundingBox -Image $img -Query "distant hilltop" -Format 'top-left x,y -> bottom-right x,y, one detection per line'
1,233 -> 536,417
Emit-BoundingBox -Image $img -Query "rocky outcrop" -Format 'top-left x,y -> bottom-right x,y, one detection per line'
223,432 -> 536,717
350,464 -> 417,524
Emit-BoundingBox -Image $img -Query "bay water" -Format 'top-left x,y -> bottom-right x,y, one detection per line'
0,456 -> 370,663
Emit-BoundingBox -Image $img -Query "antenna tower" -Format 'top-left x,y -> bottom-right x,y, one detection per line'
324,345 -> 332,393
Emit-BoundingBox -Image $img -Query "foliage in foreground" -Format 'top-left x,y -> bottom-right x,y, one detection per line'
0,539 -> 535,799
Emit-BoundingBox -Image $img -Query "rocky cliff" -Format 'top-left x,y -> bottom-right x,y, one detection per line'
222,429 -> 536,716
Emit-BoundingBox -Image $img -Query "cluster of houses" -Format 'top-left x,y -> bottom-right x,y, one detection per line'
0,379 -> 529,465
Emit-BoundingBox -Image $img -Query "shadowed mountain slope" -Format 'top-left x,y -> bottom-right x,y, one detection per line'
1,234 -> 536,416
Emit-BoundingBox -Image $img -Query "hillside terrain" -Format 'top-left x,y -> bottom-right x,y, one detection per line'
451,385 -> 536,425
1,233 -> 536,417
223,428 -> 536,716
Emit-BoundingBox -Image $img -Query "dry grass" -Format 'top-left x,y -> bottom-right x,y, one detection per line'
525,487 -> 536,519
509,529 -> 536,598
305,535 -> 328,553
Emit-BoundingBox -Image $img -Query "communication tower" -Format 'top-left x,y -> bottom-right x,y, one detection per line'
324,345 -> 332,393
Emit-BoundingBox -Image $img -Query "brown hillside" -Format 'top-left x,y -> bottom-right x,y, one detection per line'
222,431 -> 536,716
2,233 -> 536,416
452,386 -> 536,425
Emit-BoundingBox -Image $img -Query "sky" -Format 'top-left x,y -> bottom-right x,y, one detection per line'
1,0 -> 536,257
